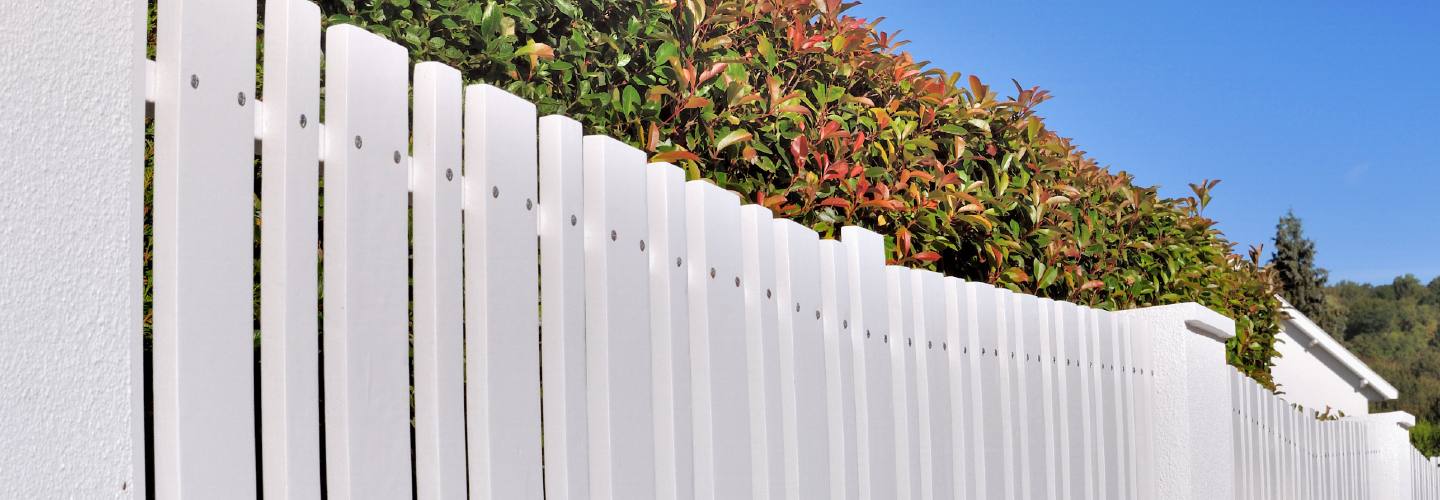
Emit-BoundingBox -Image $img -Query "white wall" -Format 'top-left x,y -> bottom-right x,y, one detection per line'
1272,321 -> 1370,416
0,0 -> 147,497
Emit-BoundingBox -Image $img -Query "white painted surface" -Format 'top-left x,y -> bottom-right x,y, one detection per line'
540,115 -> 590,500
0,0 -> 147,497
647,162 -> 692,500
465,84 -> 544,500
152,0 -> 258,497
1272,320 -> 1373,416
412,62 -> 467,500
583,135 -> 655,500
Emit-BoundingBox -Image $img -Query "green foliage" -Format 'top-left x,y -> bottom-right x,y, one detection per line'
1334,275 -> 1440,455
304,0 -> 1282,382
1271,210 -> 1345,334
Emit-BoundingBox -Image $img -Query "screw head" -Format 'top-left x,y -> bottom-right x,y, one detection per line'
675,257 -> 682,267
570,214 -> 577,226
526,198 -> 533,211
299,114 -> 308,128
795,303 -> 800,312
354,135 -> 363,149
445,168 -> 453,181
710,268 -> 717,279
866,330 -> 871,338
190,74 -> 199,89
639,240 -> 646,251
815,310 -> 821,320
843,320 -> 849,329
492,186 -> 499,198
734,277 -> 741,287
610,230 -> 617,241
765,289 -> 771,299
237,92 -> 246,106
394,151 -> 402,164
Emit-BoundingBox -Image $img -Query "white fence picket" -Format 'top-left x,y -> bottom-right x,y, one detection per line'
965,283 -> 1010,500
648,162 -> 692,500
258,1 -> 320,498
943,278 -> 972,500
773,219 -> 830,500
412,61 -> 466,500
842,226 -> 897,500
915,271 -> 952,500
1050,300 -> 1076,500
582,136 -> 654,500
889,266 -> 921,500
464,84 -> 544,500
539,115 -> 589,500
687,181 -> 752,500
153,0 -> 258,496
741,205 -> 786,500
321,24 -> 412,500
819,240 -> 861,500
1014,294 -> 1052,499
997,289 -> 1025,499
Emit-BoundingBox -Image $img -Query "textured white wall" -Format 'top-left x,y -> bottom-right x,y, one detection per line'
1272,323 -> 1370,416
0,0 -> 147,497
1121,303 -> 1237,500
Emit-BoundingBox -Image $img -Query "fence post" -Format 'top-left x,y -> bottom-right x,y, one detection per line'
1118,303 -> 1236,500
0,0 -> 147,496
1363,411 -> 1416,500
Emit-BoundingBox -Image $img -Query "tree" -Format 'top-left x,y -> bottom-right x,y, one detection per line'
1271,211 -> 1345,333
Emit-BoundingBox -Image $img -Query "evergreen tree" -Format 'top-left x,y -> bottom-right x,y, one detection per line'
1271,211 -> 1346,333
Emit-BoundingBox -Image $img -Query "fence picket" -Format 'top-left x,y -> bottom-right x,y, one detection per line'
539,115 -> 589,500
687,181 -> 753,500
258,1 -> 320,498
647,162 -> 693,500
818,240 -> 860,500
943,278 -> 973,500
915,271 -> 953,500
153,0 -> 259,496
773,219 -> 830,500
582,136 -> 655,500
463,84 -> 544,500
741,206 -> 786,500
320,24 -> 412,500
412,61 -> 466,500
842,226 -> 898,500
889,266 -> 921,500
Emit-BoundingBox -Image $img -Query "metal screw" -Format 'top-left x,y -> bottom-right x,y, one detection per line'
928,341 -> 933,349
354,135 -> 363,149
765,289 -> 771,299
866,330 -> 871,339
492,186 -> 499,198
526,198 -> 533,211
843,320 -> 849,329
795,303 -> 800,312
815,310 -> 821,320
190,74 -> 199,89
238,92 -> 247,106
676,257 -> 682,267
610,230 -> 617,241
734,277 -> 741,287
394,151 -> 402,164
445,168 -> 453,181
710,268 -> 717,279
299,114 -> 308,128
883,335 -> 889,343
570,214 -> 577,226
639,240 -> 646,251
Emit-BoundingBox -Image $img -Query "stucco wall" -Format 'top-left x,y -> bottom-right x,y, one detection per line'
1272,321 -> 1370,416
0,0 -> 147,497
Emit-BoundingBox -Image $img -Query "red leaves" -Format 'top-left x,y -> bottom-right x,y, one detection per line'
789,135 -> 811,170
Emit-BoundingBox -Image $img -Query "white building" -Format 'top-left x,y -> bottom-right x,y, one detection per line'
1271,297 -> 1398,416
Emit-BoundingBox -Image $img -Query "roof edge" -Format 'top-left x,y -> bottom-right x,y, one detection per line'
1277,295 -> 1399,401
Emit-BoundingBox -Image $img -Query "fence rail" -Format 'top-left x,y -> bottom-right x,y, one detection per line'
123,0 -> 1440,498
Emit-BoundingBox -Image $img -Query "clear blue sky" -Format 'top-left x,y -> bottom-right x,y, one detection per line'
851,1 -> 1439,285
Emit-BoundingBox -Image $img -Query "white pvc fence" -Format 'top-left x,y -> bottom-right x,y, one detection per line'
137,1 -> 1439,499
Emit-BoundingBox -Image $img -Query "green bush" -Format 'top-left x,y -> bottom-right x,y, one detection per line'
309,0 -> 1281,382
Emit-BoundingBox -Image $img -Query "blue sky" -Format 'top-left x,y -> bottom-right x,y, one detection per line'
850,1 -> 1439,285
